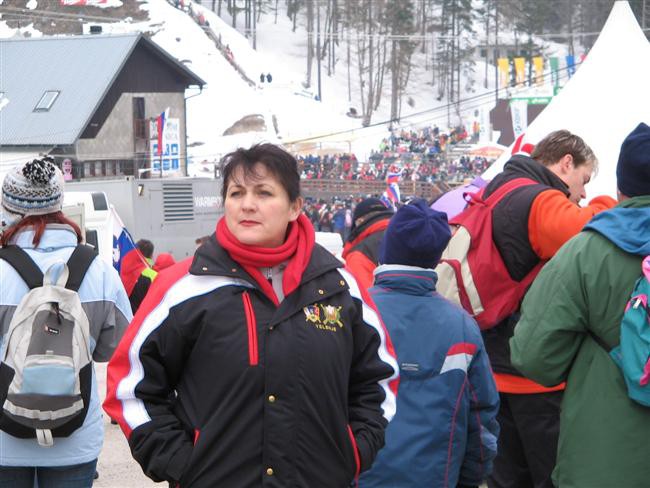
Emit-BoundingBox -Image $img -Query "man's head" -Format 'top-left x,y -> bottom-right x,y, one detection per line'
136,239 -> 154,259
379,199 -> 451,269
616,122 -> 650,199
531,130 -> 597,204
350,197 -> 392,233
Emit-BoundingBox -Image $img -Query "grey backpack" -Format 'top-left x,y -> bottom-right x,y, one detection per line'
0,245 -> 96,447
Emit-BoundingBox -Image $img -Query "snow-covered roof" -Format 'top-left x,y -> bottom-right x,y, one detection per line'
0,33 -> 204,146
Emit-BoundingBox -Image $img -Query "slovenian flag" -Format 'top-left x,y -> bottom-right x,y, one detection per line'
156,108 -> 170,156
386,182 -> 400,205
110,206 -> 137,273
386,167 -> 401,185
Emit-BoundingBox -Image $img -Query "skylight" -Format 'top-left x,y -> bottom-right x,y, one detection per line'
34,91 -> 60,112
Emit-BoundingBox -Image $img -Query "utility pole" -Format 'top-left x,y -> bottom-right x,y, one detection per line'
317,4 -> 322,102
494,0 -> 499,105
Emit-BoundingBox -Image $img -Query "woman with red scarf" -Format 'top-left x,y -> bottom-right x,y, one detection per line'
104,143 -> 399,487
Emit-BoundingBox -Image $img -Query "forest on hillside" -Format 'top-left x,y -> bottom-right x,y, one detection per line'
1,0 -> 648,126
206,0 -> 650,125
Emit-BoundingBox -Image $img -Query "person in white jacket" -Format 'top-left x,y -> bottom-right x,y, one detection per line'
0,156 -> 132,487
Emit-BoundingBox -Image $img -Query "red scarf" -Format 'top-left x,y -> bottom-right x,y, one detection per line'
216,213 -> 315,305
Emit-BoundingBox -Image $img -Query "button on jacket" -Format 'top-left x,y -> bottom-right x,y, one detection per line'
104,235 -> 398,487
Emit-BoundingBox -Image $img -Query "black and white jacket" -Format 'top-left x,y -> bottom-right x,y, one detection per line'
104,235 -> 398,488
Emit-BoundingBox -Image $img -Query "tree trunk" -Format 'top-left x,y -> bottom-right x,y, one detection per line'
374,34 -> 388,111
390,40 -> 398,122
347,26 -> 352,102
305,0 -> 314,88
363,0 -> 374,126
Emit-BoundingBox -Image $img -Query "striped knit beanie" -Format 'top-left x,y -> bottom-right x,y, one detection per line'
2,156 -> 64,217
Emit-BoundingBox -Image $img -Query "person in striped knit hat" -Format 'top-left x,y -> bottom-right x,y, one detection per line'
0,156 -> 131,487
1,156 -> 64,231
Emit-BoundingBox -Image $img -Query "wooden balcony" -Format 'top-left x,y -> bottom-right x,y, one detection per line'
300,178 -> 445,201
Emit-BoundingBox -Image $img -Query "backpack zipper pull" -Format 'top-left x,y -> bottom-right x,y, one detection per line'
633,297 -> 642,309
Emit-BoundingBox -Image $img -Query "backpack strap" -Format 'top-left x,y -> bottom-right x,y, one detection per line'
65,244 -> 98,292
0,245 -> 44,289
481,177 -> 539,209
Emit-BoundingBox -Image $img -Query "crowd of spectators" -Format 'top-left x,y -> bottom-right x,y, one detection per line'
297,124 -> 490,185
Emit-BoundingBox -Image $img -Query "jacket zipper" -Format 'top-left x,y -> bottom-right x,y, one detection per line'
347,424 -> 361,481
242,291 -> 259,366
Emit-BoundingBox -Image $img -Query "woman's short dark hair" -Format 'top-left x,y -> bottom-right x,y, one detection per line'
220,143 -> 301,203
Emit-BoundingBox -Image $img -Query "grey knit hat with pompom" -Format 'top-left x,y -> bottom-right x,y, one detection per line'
2,156 -> 64,217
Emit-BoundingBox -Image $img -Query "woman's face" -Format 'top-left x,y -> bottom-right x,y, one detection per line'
224,163 -> 302,248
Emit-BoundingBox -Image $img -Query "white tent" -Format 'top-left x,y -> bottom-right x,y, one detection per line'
483,1 -> 650,200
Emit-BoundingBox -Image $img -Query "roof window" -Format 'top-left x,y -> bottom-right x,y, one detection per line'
34,91 -> 60,112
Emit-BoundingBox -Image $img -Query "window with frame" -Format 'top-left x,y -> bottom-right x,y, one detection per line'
34,91 -> 60,112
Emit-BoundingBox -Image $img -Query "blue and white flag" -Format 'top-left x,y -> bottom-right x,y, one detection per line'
110,206 -> 136,273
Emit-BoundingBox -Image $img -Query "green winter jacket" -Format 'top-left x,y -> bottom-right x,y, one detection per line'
510,196 -> 650,488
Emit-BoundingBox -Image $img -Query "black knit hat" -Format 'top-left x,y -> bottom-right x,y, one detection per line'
617,123 -> 650,197
351,198 -> 392,231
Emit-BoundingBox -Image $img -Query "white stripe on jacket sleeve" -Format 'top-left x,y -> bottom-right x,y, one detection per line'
116,274 -> 251,430
338,268 -> 399,422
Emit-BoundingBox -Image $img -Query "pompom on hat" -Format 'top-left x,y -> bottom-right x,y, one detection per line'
1,156 -> 64,218
379,198 -> 451,269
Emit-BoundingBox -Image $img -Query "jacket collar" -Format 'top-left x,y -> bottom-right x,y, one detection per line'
9,224 -> 78,249
343,218 -> 390,256
346,212 -> 392,244
373,264 -> 438,295
485,154 -> 570,197
191,233 -> 343,287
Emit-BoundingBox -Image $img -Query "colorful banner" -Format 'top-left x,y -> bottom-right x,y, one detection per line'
513,57 -> 526,85
533,57 -> 544,86
550,57 -> 560,87
151,117 -> 181,174
510,99 -> 528,138
498,58 -> 510,88
566,55 -> 576,78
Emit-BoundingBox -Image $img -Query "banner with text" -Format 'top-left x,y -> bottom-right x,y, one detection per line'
150,118 -> 181,174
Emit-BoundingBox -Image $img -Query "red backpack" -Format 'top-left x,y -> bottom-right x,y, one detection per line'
434,177 -> 543,329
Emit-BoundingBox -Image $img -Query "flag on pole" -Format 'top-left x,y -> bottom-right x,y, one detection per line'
386,166 -> 401,184
550,57 -> 560,87
566,55 -> 576,78
156,108 -> 170,156
387,182 -> 401,204
110,206 -> 137,273
533,56 -> 544,86
497,58 -> 510,88
513,57 -> 526,85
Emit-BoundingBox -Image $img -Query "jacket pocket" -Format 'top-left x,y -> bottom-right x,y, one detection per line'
242,291 -> 259,366
347,424 -> 361,481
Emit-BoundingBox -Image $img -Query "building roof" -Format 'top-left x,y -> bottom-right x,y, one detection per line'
0,33 -> 205,146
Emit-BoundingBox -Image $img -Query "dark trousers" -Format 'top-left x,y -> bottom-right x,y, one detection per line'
487,391 -> 562,488
0,459 -> 97,488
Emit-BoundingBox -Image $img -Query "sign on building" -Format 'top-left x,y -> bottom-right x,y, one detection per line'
150,118 -> 181,175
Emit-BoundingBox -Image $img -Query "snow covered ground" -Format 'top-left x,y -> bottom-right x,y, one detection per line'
0,0 -> 577,175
